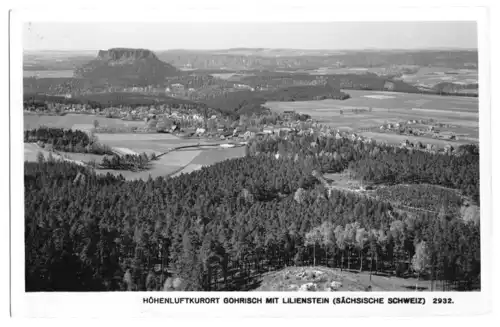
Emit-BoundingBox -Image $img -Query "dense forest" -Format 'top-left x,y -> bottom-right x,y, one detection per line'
24,127 -> 113,155
249,136 -> 480,204
374,184 -> 463,214
23,92 -> 197,110
201,84 -> 349,118
99,153 -> 154,171
25,134 -> 480,292
262,85 -> 350,101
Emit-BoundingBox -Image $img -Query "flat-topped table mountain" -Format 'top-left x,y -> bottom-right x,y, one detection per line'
74,48 -> 180,87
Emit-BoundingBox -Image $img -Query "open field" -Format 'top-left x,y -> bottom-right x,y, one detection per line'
172,146 -> 247,176
87,133 -> 214,180
24,143 -> 86,166
24,142 -> 199,180
98,152 -> 195,180
266,90 -> 478,112
25,125 -> 246,181
211,73 -> 254,81
266,90 -> 478,145
100,145 -> 244,180
23,70 -> 75,78
23,109 -> 247,180
190,146 -> 246,166
359,132 -> 474,146
96,133 -> 210,155
400,66 -> 478,87
24,114 -> 145,130
306,67 -> 389,75
172,164 -> 204,177
24,143 -> 52,162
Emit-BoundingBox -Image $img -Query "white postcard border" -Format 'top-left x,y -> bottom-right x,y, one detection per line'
9,4 -> 492,318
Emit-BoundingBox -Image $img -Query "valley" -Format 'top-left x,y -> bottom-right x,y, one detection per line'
23,43 -> 481,293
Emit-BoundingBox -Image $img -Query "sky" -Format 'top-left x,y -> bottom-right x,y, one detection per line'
23,21 -> 478,51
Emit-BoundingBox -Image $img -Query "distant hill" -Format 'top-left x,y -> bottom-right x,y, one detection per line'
74,48 -> 180,87
157,49 -> 478,70
202,80 -> 349,117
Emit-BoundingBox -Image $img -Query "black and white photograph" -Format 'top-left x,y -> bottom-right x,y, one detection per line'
8,2 -> 493,319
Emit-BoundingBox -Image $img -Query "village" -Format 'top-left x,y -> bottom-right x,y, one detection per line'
24,99 -> 462,156
377,118 -> 459,140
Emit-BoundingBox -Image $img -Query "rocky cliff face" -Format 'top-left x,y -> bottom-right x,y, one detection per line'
74,48 -> 179,87
97,48 -> 159,63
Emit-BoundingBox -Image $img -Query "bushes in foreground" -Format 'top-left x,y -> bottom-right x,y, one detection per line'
99,153 -> 152,171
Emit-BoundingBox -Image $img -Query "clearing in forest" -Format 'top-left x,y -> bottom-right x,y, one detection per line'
24,113 -> 145,130
254,266 -> 434,292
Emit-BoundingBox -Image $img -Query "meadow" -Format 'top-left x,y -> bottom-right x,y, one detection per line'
265,90 -> 479,145
266,89 -> 478,112
24,114 -> 246,180
23,114 -> 145,130
23,70 -> 75,78
400,66 -> 478,87
95,133 -> 246,179
25,137 -> 245,181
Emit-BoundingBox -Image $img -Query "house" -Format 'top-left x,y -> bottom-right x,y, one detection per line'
383,81 -> 396,91
243,131 -> 255,140
171,83 -> 185,92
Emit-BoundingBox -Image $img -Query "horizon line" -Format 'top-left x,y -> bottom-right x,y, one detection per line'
23,47 -> 478,52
